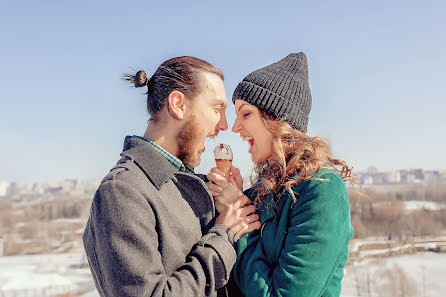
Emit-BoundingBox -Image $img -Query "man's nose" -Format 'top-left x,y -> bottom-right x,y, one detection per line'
218,111 -> 228,131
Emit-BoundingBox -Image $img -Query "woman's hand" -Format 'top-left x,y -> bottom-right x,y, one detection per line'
216,195 -> 261,238
229,166 -> 244,192
206,166 -> 245,213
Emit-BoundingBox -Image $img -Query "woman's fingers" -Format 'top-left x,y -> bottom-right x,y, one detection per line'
233,195 -> 252,208
206,172 -> 228,185
209,166 -> 243,191
236,220 -> 261,238
215,196 -> 261,237
210,167 -> 226,177
240,204 -> 257,217
228,199 -> 259,236
244,213 -> 260,224
206,182 -> 222,196
230,166 -> 244,190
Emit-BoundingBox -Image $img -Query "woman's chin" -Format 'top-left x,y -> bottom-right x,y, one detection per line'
251,154 -> 262,164
251,152 -> 273,164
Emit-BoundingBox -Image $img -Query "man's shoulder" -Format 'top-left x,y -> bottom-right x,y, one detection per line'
98,155 -> 155,193
89,157 -> 159,222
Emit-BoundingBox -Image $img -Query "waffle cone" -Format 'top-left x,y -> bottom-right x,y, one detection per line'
215,159 -> 232,181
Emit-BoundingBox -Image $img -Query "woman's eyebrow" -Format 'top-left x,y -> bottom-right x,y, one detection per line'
236,102 -> 248,112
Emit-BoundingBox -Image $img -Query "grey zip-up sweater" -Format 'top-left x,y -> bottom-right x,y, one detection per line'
83,136 -> 238,297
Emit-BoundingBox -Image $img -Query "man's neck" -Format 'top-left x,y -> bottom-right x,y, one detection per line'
144,121 -> 180,158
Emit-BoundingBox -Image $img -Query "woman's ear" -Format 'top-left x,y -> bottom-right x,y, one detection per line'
166,90 -> 186,120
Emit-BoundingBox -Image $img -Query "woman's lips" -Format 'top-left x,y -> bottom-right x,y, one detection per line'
241,136 -> 254,153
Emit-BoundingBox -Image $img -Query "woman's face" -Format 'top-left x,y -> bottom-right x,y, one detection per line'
232,99 -> 274,163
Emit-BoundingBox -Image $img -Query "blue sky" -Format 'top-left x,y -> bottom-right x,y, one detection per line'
1,0 -> 445,184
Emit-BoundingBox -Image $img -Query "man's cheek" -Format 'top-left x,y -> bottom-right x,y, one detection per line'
213,114 -> 221,126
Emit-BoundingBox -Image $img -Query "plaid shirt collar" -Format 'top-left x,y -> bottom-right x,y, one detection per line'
132,135 -> 194,174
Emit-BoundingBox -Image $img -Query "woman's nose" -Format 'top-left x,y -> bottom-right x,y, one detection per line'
232,117 -> 241,133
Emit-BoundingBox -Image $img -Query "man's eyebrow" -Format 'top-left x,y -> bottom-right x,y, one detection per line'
213,98 -> 226,106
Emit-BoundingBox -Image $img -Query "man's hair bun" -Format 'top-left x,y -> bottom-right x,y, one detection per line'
133,70 -> 147,88
122,70 -> 148,88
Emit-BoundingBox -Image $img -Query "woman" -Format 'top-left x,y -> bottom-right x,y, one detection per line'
207,52 -> 354,297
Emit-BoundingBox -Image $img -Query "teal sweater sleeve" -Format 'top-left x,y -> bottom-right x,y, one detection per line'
234,172 -> 352,297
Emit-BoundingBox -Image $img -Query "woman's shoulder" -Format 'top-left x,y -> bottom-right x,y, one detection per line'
290,167 -> 348,204
294,167 -> 344,188
312,167 -> 345,184
244,168 -> 347,203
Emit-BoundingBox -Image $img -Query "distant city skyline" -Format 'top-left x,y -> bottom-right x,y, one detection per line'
1,1 -> 445,184
1,165 -> 444,187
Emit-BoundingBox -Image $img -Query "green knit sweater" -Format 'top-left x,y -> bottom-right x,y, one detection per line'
233,169 -> 353,297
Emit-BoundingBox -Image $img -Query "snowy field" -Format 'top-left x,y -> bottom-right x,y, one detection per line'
341,252 -> 446,297
1,250 -> 445,296
403,200 -> 446,211
0,252 -> 98,297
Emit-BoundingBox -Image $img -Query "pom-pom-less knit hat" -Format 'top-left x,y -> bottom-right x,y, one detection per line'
232,52 -> 312,133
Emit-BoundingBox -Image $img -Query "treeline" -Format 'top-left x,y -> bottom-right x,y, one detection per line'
349,181 -> 446,240
0,198 -> 92,256
1,181 -> 445,256
387,181 -> 446,202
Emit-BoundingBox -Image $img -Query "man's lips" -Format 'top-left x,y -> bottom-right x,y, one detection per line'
208,132 -> 218,139
199,133 -> 218,153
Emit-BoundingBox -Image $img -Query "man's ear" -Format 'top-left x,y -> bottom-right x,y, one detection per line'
167,90 -> 187,120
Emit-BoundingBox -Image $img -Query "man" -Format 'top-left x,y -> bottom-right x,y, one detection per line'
82,56 -> 260,297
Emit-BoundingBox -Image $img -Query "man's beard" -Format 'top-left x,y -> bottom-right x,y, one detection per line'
177,116 -> 206,168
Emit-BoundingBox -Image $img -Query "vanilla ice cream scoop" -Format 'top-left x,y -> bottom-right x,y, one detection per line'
213,143 -> 233,160
213,144 -> 233,181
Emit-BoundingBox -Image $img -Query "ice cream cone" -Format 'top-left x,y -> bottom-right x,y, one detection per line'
215,159 -> 232,181
213,143 -> 233,181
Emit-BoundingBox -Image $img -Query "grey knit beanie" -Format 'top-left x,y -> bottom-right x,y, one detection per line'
232,52 -> 312,133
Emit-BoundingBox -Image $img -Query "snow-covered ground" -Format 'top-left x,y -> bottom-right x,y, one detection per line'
0,252 -> 98,297
349,235 -> 446,253
1,249 -> 445,296
341,252 -> 446,297
403,200 -> 446,211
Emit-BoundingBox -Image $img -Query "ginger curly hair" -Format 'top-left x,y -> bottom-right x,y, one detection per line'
252,109 -> 357,205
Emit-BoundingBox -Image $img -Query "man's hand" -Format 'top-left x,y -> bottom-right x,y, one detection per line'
206,166 -> 245,213
215,195 -> 260,238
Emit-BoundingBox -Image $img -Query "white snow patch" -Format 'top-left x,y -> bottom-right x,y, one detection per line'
341,252 -> 446,297
0,252 -> 97,296
403,200 -> 446,211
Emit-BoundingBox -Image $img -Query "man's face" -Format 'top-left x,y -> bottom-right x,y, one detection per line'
178,72 -> 228,168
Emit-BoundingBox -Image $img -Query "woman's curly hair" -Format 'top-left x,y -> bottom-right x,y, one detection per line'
252,109 -> 358,206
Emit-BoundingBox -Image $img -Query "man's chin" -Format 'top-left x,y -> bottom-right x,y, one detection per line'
183,152 -> 202,169
192,152 -> 202,167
